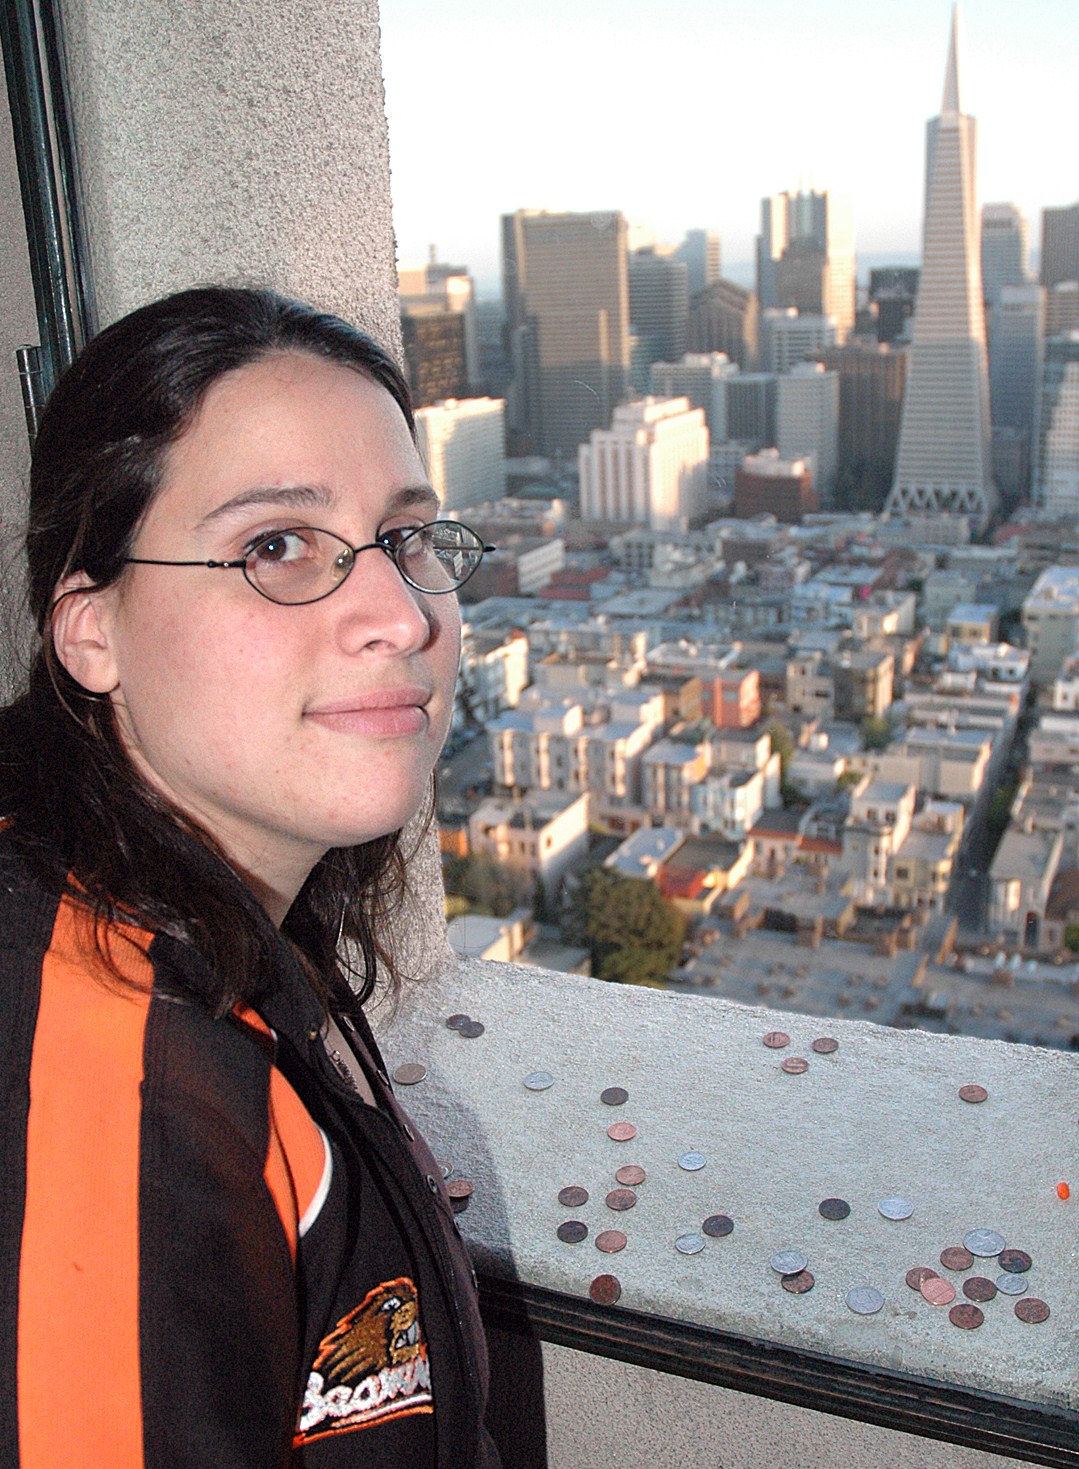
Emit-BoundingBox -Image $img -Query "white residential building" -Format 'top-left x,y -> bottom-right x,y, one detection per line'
776,362 -> 839,495
468,791 -> 590,901
649,353 -> 738,445
578,397 -> 709,531
1022,566 -> 1079,682
414,397 -> 506,512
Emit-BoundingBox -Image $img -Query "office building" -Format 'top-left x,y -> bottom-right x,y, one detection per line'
675,229 -> 721,299
776,363 -> 839,496
980,203 -> 1029,309
400,302 -> 468,407
629,247 -> 689,366
414,397 -> 506,513
578,397 -> 709,532
649,353 -> 738,444
734,450 -> 817,523
1046,282 -> 1079,338
816,342 -> 907,510
398,256 -> 479,387
1033,333 -> 1079,520
760,308 -> 837,374
726,373 -> 777,450
885,12 -> 996,529
1040,202 -> 1079,291
989,283 -> 1044,499
686,277 -> 757,367
501,209 -> 630,458
756,189 -> 855,343
868,268 -> 919,345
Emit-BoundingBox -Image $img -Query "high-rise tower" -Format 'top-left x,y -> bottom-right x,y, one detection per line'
756,190 -> 855,343
885,9 -> 997,529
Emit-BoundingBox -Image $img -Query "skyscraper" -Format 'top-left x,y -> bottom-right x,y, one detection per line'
577,398 -> 708,532
675,229 -> 721,299
980,204 -> 1029,310
885,9 -> 996,530
1033,333 -> 1079,519
756,189 -> 855,343
1040,203 -> 1079,291
629,247 -> 689,367
989,284 -> 1044,500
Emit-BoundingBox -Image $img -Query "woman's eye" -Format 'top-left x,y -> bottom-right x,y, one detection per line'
248,529 -> 316,564
380,523 -> 432,556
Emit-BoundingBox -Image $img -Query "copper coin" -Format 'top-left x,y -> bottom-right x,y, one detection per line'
600,1086 -> 629,1106
702,1214 -> 734,1237
949,1303 -> 984,1330
819,1197 -> 850,1221
607,1122 -> 637,1142
763,1030 -> 791,1049
596,1229 -> 627,1254
616,1165 -> 646,1187
958,1084 -> 988,1104
781,1056 -> 809,1074
558,1185 -> 589,1208
812,1036 -> 839,1054
393,1062 -> 427,1085
445,1013 -> 469,1029
999,1248 -> 1032,1274
446,1179 -> 473,1200
940,1246 -> 974,1271
557,1220 -> 587,1244
606,1188 -> 637,1212
589,1273 -> 621,1306
458,1019 -> 485,1038
906,1266 -> 938,1290
1015,1298 -> 1050,1323
450,1194 -> 470,1214
782,1269 -> 815,1294
921,1277 -> 957,1306
963,1276 -> 997,1302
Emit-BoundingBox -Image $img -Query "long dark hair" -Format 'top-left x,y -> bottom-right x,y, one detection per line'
0,285 -> 422,1014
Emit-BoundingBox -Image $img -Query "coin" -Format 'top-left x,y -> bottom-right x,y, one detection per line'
600,1086 -> 629,1106
702,1214 -> 734,1237
445,1013 -> 469,1029
1015,1298 -> 1050,1324
458,1020 -> 485,1039
771,1250 -> 808,1275
439,1162 -> 451,1179
558,1185 -> 589,1208
678,1151 -> 707,1171
998,1248 -> 1032,1274
675,1233 -> 706,1255
996,1273 -> 1028,1296
878,1196 -> 914,1220
949,1303 -> 985,1330
958,1084 -> 988,1104
615,1165 -> 646,1187
781,1269 -> 815,1294
393,1062 -> 427,1085
781,1057 -> 809,1074
596,1229 -> 627,1254
763,1030 -> 790,1049
607,1122 -> 637,1142
557,1221 -> 588,1244
589,1273 -> 621,1306
847,1287 -> 885,1315
921,1277 -> 957,1306
940,1246 -> 974,1271
811,1036 -> 839,1054
819,1197 -> 850,1221
606,1189 -> 637,1212
446,1179 -> 473,1200
523,1070 -> 554,1091
906,1266 -> 938,1290
964,1228 -> 1005,1257
450,1194 -> 470,1215
963,1277 -> 997,1302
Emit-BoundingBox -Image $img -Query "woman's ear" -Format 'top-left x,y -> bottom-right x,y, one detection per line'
50,577 -> 120,695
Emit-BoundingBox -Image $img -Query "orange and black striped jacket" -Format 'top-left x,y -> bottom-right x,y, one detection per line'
0,835 -> 499,1467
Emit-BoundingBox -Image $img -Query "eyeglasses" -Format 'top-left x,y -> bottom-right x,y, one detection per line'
124,520 -> 496,605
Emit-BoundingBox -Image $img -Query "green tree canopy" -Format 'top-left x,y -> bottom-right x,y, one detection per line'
442,854 -> 532,917
567,867 -> 685,985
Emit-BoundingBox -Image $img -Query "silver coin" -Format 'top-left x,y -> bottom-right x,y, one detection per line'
523,1070 -> 554,1091
847,1286 -> 885,1315
771,1250 -> 808,1275
675,1233 -> 706,1255
877,1196 -> 914,1220
964,1229 -> 1006,1258
678,1151 -> 707,1172
996,1273 -> 1028,1296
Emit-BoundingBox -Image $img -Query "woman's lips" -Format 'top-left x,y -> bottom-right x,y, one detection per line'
304,687 -> 431,738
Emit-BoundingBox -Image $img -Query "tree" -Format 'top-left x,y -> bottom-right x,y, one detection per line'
766,720 -> 794,779
567,867 -> 685,985
1064,923 -> 1079,954
442,854 -> 531,916
861,715 -> 891,751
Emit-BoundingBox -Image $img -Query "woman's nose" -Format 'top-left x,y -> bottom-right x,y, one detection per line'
332,542 -> 434,654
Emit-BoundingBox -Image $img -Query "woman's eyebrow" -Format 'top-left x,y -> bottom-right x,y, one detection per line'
384,484 -> 441,517
196,483 -> 336,528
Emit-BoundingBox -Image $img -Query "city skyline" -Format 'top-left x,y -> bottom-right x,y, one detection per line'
381,0 -> 1078,296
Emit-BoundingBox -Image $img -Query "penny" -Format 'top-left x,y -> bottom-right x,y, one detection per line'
557,1221 -> 588,1244
675,1233 -> 706,1255
996,1273 -> 1028,1296
949,1303 -> 985,1330
1015,1298 -> 1050,1324
781,1269 -> 815,1294
600,1086 -> 629,1106
615,1165 -> 646,1187
589,1273 -> 621,1306
393,1062 -> 427,1085
702,1214 -> 735,1238
963,1277 -> 997,1302
958,1084 -> 988,1104
606,1189 -> 637,1212
607,1122 -> 637,1142
678,1151 -> 707,1171
763,1030 -> 790,1049
999,1249 -> 1032,1274
450,1194 -> 470,1215
771,1250 -> 808,1276
921,1277 -> 957,1306
847,1287 -> 885,1315
878,1196 -> 914,1221
446,1179 -> 473,1200
523,1070 -> 554,1091
781,1057 -> 809,1074
458,1020 -> 485,1039
596,1230 -> 627,1254
819,1197 -> 850,1221
940,1246 -> 974,1271
906,1266 -> 938,1290
964,1228 -> 1006,1258
811,1036 -> 839,1054
445,1013 -> 469,1029
558,1185 -> 589,1208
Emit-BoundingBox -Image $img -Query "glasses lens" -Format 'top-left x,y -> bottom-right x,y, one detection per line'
396,521 -> 485,592
245,528 -> 351,604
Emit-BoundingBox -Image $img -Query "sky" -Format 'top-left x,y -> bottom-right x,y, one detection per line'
380,0 -> 1078,297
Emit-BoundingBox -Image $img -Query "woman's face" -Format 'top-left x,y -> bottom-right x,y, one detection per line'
72,352 -> 460,915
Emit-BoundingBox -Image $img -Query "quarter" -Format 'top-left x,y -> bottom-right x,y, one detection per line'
878,1196 -> 914,1220
675,1233 -> 706,1255
392,1062 -> 427,1085
963,1228 -> 1006,1258
847,1287 -> 885,1315
771,1250 -> 808,1275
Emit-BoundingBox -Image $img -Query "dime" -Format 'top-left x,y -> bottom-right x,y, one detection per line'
675,1233 -> 706,1255
600,1086 -> 629,1106
781,1269 -> 815,1294
906,1266 -> 938,1290
963,1277 -> 997,1302
523,1070 -> 554,1091
446,1179 -> 473,1200
762,1031 -> 790,1049
607,1122 -> 637,1142
606,1189 -> 637,1212
392,1062 -> 427,1085
958,1084 -> 988,1104
558,1185 -> 589,1208
771,1250 -> 808,1276
878,1196 -> 914,1220
998,1248 -> 1032,1274
589,1273 -> 621,1306
445,1013 -> 469,1030
996,1273 -> 1028,1296
949,1303 -> 984,1330
702,1214 -> 735,1238
847,1287 -> 885,1315
819,1197 -> 851,1221
678,1151 -> 707,1171
458,1020 -> 485,1039
964,1228 -> 1006,1258
811,1037 -> 839,1054
940,1246 -> 974,1271
595,1230 -> 627,1254
557,1221 -> 588,1244
781,1057 -> 809,1074
921,1277 -> 957,1306
1015,1298 -> 1050,1324
615,1165 -> 646,1187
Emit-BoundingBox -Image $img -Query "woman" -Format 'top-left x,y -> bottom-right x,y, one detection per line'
0,286 -> 501,1467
